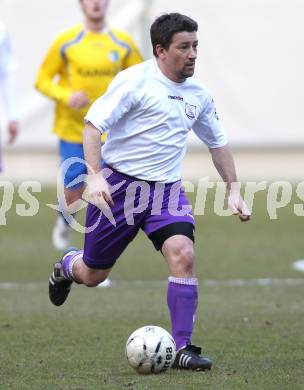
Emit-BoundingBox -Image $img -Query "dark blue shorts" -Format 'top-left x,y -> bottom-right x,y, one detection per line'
59,140 -> 86,189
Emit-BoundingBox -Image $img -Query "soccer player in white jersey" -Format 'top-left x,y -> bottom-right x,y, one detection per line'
48,13 -> 251,371
0,21 -> 18,167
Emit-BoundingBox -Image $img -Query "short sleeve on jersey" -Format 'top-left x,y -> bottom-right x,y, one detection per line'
192,94 -> 227,148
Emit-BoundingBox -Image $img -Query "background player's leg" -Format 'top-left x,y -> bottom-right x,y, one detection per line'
53,140 -> 86,250
64,186 -> 85,209
53,186 -> 85,249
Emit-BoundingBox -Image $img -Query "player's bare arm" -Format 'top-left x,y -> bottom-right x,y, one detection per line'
83,122 -> 113,208
209,145 -> 251,222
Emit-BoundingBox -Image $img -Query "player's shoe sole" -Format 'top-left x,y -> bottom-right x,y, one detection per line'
172,344 -> 212,371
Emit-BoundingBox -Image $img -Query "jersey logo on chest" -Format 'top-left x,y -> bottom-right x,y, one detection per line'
185,103 -> 196,120
109,50 -> 119,62
168,95 -> 184,101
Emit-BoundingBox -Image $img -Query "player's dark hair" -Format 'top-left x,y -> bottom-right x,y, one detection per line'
150,13 -> 198,57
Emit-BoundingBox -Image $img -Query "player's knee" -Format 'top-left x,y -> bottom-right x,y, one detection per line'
171,244 -> 194,274
63,187 -> 84,208
64,192 -> 79,207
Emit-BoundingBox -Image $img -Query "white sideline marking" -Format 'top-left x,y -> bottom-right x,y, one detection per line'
1,278 -> 304,290
293,260 -> 304,272
204,278 -> 304,287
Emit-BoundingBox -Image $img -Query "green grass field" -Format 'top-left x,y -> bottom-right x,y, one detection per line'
0,186 -> 304,389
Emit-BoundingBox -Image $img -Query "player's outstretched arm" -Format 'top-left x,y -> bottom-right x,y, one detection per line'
209,145 -> 251,222
83,122 -> 113,209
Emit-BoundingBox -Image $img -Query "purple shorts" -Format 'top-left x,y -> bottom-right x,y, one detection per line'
83,165 -> 195,269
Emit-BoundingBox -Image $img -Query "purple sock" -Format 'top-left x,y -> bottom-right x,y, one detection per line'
61,250 -> 83,280
167,276 -> 198,350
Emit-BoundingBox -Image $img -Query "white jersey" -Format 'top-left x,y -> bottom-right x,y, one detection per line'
85,58 -> 227,182
0,22 -> 17,120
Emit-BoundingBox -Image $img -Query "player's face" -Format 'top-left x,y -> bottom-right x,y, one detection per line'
80,0 -> 109,21
158,31 -> 198,83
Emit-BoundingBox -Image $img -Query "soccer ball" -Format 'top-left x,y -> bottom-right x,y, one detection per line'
125,325 -> 176,374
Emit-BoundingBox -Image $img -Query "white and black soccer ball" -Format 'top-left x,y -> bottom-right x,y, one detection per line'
125,325 -> 176,374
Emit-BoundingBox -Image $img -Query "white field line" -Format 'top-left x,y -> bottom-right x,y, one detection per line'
1,278 -> 304,290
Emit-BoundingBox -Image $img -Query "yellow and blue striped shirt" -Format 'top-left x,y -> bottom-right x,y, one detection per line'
35,24 -> 143,143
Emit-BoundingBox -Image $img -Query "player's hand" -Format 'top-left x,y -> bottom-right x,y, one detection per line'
228,187 -> 251,222
69,91 -> 90,110
87,172 -> 114,210
8,121 -> 19,143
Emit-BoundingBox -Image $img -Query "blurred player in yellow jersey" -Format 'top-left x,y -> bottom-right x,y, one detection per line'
35,0 -> 143,251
